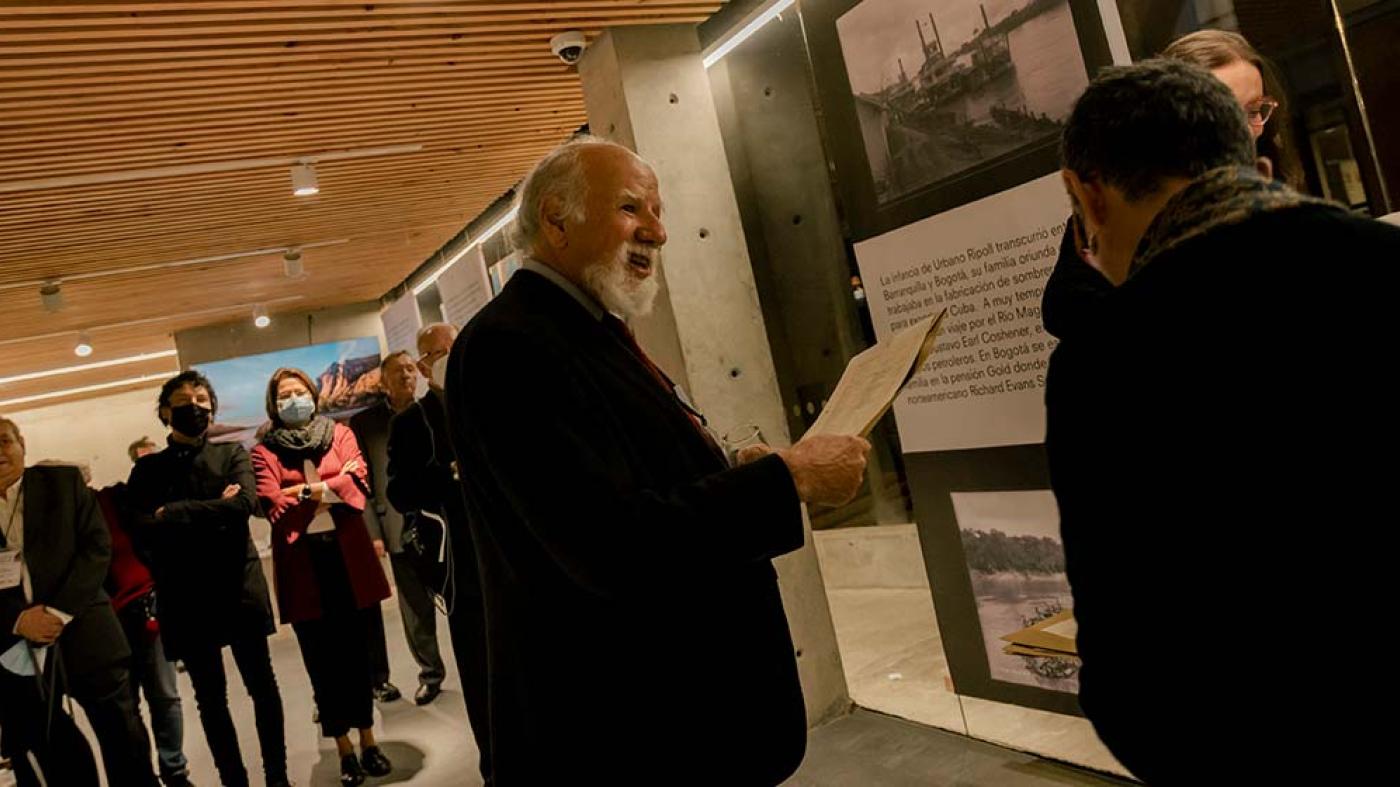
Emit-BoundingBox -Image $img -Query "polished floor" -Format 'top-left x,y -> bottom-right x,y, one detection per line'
31,593 -> 1136,786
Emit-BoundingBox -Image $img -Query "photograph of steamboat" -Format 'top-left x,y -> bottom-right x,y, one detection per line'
837,0 -> 1091,203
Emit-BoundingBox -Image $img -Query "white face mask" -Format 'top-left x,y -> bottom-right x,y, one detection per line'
431,355 -> 450,390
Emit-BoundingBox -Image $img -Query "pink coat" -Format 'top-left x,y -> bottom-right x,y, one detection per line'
250,422 -> 390,624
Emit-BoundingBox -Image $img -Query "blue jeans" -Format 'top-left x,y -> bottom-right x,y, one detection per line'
122,602 -> 189,783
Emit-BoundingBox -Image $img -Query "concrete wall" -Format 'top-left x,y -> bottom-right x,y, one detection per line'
5,384 -> 167,489
814,524 -> 931,590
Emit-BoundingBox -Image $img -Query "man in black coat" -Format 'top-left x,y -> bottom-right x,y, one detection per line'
350,351 -> 444,706
444,137 -> 870,785
386,321 -> 491,782
0,416 -> 158,787
126,371 -> 291,787
1045,60 -> 1399,783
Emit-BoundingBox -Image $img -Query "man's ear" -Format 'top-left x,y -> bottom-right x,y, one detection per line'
540,195 -> 569,252
1062,168 -> 1108,233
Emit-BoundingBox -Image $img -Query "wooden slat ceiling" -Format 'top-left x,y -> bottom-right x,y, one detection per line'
0,0 -> 727,411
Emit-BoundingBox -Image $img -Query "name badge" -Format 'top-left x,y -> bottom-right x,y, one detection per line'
671,384 -> 706,424
0,548 -> 21,591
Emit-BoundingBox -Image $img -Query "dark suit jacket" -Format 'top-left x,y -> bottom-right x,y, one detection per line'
1045,204 -> 1400,783
445,269 -> 807,785
386,388 -> 480,593
126,438 -> 274,659
349,399 -> 407,552
0,465 -> 128,679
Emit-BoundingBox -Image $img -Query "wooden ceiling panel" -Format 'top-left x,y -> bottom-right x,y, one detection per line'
0,0 -> 729,407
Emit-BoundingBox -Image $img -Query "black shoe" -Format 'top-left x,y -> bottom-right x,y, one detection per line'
361,745 -> 392,777
340,753 -> 367,786
414,682 -> 441,706
372,681 -> 402,702
161,775 -> 196,787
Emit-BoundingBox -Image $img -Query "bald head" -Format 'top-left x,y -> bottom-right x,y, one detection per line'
513,137 -> 668,319
416,322 -> 458,387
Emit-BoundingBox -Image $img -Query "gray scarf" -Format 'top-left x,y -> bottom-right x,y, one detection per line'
261,415 -> 336,463
1130,165 -> 1340,278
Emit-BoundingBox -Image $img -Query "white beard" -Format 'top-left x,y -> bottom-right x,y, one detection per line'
582,243 -> 660,320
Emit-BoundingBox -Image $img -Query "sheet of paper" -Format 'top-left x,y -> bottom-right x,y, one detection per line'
806,309 -> 947,438
380,292 -> 422,355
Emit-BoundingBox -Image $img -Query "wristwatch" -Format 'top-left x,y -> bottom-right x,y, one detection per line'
299,484 -> 314,502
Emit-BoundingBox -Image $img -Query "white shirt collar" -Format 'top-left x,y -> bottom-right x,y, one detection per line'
520,258 -> 607,321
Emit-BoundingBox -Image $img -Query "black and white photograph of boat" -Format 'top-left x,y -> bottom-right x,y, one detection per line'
837,0 -> 1090,204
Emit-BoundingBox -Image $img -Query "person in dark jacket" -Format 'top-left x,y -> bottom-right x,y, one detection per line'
445,138 -> 870,785
251,367 -> 392,787
0,417 -> 158,787
96,446 -> 193,787
126,371 -> 291,787
1045,60 -> 1399,784
386,322 -> 490,782
349,351 -> 442,706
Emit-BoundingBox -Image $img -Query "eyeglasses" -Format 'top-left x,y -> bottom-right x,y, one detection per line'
1246,98 -> 1279,126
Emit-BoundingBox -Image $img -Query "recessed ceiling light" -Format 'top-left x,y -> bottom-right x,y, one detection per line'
291,163 -> 319,197
74,331 -> 94,357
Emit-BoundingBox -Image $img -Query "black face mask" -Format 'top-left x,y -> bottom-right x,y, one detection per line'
169,403 -> 212,438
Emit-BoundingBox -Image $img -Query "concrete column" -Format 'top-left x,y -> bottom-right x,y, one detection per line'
578,24 -> 850,726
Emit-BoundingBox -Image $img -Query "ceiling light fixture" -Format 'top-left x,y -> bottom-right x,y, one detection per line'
0,349 -> 179,387
290,163 -> 319,197
39,280 -> 64,313
283,249 -> 305,278
253,304 -> 271,328
0,295 -> 307,350
412,206 -> 519,295
73,331 -> 94,357
0,239 -> 349,294
0,144 -> 423,195
703,0 -> 795,69
0,372 -> 177,409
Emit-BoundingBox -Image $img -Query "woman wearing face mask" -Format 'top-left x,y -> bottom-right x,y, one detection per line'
127,371 -> 291,787
250,368 -> 391,787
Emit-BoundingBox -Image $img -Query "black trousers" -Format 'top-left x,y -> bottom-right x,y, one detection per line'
292,533 -> 375,739
447,588 -> 493,784
181,632 -> 288,787
0,648 -> 157,787
363,600 -> 392,687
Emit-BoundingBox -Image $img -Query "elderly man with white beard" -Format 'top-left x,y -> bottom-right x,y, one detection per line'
443,136 -> 870,785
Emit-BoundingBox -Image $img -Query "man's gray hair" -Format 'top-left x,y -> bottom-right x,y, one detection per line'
0,416 -> 21,443
510,135 -> 647,251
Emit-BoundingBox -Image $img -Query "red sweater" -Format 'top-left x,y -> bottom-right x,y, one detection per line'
97,484 -> 155,613
251,422 -> 390,625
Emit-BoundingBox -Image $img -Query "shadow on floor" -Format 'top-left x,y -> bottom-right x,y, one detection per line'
310,740 -> 426,785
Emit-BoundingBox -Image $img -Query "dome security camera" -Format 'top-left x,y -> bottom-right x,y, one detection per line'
550,31 -> 588,65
